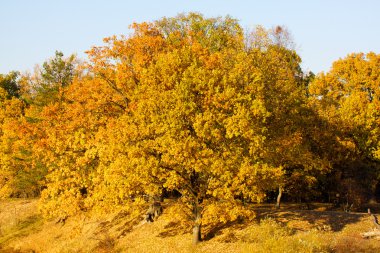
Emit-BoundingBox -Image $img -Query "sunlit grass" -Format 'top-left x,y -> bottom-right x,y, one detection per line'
0,215 -> 43,246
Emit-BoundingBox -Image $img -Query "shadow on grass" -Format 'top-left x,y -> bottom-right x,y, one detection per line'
254,208 -> 365,232
145,201 -> 372,246
158,206 -> 367,243
203,218 -> 249,241
157,218 -> 250,242
157,221 -> 190,238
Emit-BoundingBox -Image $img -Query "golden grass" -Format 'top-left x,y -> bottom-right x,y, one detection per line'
1,199 -> 380,253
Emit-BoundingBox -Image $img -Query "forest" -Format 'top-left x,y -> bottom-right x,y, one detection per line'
1,13 -> 380,247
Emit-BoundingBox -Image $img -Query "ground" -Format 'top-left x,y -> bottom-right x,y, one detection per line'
0,199 -> 380,253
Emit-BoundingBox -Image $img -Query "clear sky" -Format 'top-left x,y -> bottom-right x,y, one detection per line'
1,0 -> 379,74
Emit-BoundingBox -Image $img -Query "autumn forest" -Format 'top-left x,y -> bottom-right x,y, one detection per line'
1,13 -> 380,246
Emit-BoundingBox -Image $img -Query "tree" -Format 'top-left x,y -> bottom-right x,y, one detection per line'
309,52 -> 380,205
0,52 -> 81,200
0,87 -> 46,198
247,26 -> 331,208
38,13 -> 326,244
0,71 -> 21,99
38,74 -> 125,219
83,14 -> 304,243
27,51 -> 78,106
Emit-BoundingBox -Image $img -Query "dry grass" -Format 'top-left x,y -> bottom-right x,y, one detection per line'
1,199 -> 380,252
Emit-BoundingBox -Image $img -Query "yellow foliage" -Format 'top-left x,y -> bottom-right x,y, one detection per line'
0,13 -> 347,243
309,52 -> 380,160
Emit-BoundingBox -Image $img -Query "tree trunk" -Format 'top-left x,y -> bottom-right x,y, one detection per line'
192,200 -> 202,244
368,209 -> 380,229
193,222 -> 201,244
275,186 -> 283,209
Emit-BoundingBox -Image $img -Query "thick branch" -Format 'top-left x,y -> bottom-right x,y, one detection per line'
159,164 -> 197,197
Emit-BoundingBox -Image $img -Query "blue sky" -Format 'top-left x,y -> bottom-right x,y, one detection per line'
1,0 -> 379,74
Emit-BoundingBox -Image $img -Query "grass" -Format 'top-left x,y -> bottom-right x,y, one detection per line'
0,215 -> 43,246
0,199 -> 380,252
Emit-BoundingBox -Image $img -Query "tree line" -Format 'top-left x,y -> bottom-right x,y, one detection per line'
1,13 -> 379,243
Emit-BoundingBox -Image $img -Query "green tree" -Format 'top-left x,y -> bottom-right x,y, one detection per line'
0,71 -> 21,99
28,51 -> 78,106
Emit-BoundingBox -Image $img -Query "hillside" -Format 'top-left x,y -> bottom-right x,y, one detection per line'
1,199 -> 380,253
